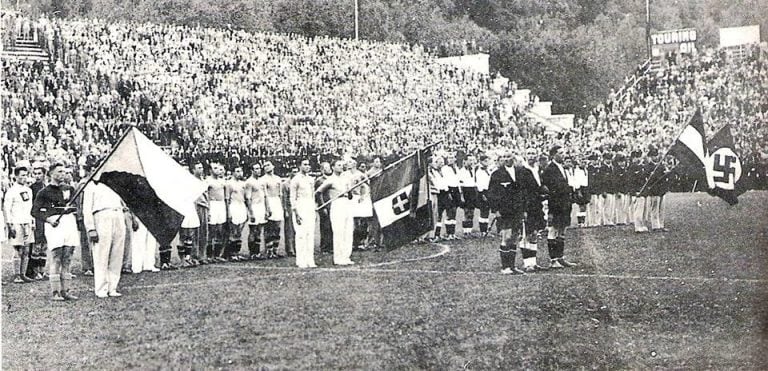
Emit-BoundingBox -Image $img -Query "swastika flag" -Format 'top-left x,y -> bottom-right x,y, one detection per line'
705,125 -> 745,205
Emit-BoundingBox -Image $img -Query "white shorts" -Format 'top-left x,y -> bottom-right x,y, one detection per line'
180,203 -> 201,228
266,196 -> 283,222
45,214 -> 80,249
9,223 -> 35,245
209,200 -> 227,225
249,202 -> 267,225
353,195 -> 373,218
229,202 -> 248,225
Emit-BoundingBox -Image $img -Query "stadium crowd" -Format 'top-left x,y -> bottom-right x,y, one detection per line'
2,14 -> 768,297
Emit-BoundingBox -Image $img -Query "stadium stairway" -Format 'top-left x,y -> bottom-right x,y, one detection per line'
1,39 -> 49,61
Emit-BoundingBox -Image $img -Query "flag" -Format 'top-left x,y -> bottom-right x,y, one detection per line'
705,125 -> 745,205
370,147 -> 433,249
92,128 -> 207,245
668,109 -> 708,183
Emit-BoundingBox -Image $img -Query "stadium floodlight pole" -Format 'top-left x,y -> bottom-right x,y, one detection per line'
315,141 -> 444,211
646,0 -> 652,59
354,0 -> 359,40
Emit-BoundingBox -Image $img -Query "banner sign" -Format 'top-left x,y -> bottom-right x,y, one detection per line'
651,28 -> 697,56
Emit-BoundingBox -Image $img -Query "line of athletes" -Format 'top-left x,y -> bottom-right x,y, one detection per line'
427,145 -> 669,274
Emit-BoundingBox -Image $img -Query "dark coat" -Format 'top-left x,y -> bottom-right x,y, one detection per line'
542,162 -> 572,213
487,166 -> 526,219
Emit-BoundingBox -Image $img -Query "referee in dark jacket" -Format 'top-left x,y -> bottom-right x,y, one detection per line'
542,145 -> 578,269
488,150 -> 527,274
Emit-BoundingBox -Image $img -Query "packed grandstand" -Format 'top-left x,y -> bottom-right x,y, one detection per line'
2,12 -> 767,189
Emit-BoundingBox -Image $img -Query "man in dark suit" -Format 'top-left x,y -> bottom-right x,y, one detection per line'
488,150 -> 527,275
518,148 -> 548,272
542,145 -> 578,269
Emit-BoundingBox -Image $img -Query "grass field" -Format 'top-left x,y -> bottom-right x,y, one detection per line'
2,191 -> 768,370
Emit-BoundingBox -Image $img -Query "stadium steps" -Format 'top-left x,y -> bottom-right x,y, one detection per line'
1,40 -> 49,62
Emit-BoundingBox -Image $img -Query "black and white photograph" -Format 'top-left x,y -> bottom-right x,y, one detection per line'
1,0 -> 767,368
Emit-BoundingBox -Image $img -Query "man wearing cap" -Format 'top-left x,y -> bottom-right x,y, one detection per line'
488,150 -> 526,274
542,146 -> 578,269
5,166 -> 36,283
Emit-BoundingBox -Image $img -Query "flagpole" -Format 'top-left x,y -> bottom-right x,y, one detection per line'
638,109 -> 697,196
64,126 -> 135,207
315,141 -> 443,211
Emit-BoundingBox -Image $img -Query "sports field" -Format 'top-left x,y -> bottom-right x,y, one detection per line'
2,192 -> 767,369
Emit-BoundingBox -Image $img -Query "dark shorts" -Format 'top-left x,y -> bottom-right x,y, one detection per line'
447,187 -> 461,208
461,187 -> 478,209
549,206 -> 572,229
497,214 -> 522,232
526,206 -> 546,232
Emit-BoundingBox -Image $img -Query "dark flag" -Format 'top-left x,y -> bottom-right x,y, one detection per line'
92,128 -> 207,245
668,109 -> 708,184
705,125 -> 746,205
370,147 -> 433,249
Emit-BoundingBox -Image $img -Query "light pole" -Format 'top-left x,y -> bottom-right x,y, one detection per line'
354,0 -> 359,40
646,0 -> 651,59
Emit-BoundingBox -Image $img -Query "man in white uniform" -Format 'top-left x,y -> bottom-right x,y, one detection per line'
245,163 -> 267,260
83,181 -> 128,298
290,159 -> 317,268
5,166 -> 36,283
225,166 -> 248,261
262,161 -> 284,259
316,160 -> 355,265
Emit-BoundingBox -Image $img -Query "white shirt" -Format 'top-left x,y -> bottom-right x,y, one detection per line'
83,182 -> 126,232
441,165 -> 461,188
4,183 -> 34,224
457,167 -> 476,188
505,166 -> 516,182
474,167 -> 491,192
429,168 -> 448,193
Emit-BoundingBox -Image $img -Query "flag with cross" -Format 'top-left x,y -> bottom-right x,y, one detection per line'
369,147 -> 433,249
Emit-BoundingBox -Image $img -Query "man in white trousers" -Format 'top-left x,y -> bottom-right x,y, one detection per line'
316,159 -> 355,266
290,159 -> 317,268
131,219 -> 159,273
83,181 -> 128,298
